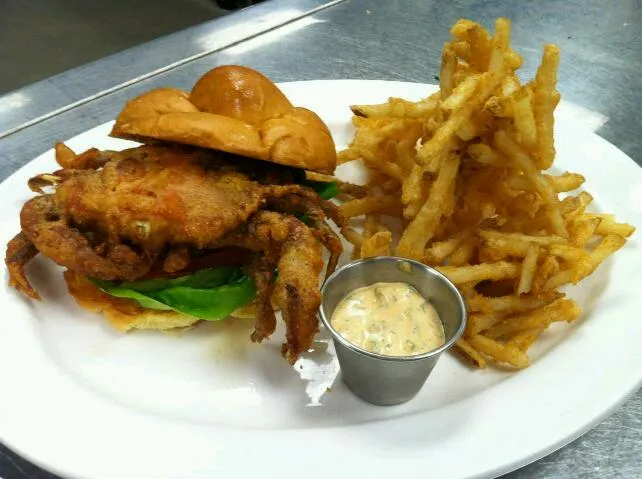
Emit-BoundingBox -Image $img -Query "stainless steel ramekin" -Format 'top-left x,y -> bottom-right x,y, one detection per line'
319,256 -> 467,406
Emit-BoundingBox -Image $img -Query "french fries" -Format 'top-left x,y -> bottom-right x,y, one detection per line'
494,130 -> 567,237
361,231 -> 393,258
484,299 -> 581,339
397,155 -> 460,259
338,18 -> 635,369
533,44 -> 560,169
467,334 -> 529,368
516,244 -> 539,295
351,93 -> 440,119
340,195 -> 402,218
437,261 -> 520,285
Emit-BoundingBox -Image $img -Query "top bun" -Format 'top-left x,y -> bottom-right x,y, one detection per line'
110,65 -> 337,174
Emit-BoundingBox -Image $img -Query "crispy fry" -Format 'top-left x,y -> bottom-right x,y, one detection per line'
424,231 -> 471,264
418,73 -> 504,168
485,299 -> 581,339
569,218 -> 600,247
397,155 -> 460,259
441,74 -> 480,111
517,244 -> 539,294
478,233 -> 564,261
543,269 -> 575,290
493,18 -> 511,55
402,164 -> 425,207
440,43 -> 457,98
468,143 -> 503,165
487,17 -> 510,74
466,312 -> 501,336
533,44 -> 560,169
505,171 -> 585,193
403,183 -> 431,219
579,215 -> 636,238
550,172 -> 585,192
597,221 -> 636,238
494,130 -> 566,236
583,234 -> 627,275
341,227 -> 365,248
363,214 -> 381,239
437,261 -> 520,285
562,191 -> 594,221
467,334 -> 529,368
512,88 -> 537,149
484,94 -> 513,117
394,135 -> 422,174
359,148 -> 405,182
337,148 -> 361,165
455,338 -> 487,368
532,255 -> 560,294
467,291 -> 562,314
351,93 -> 440,119
448,235 -> 478,266
501,75 -> 521,96
507,326 -> 546,351
340,195 -> 402,218
456,117 -> 480,141
451,19 -> 493,71
361,231 -> 393,258
477,230 -> 567,246
548,243 -> 592,264
544,235 -> 625,289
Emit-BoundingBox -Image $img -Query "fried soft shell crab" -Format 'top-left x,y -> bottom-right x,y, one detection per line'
5,65 -> 344,364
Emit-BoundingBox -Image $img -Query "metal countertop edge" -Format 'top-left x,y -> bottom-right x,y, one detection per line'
0,0 -> 347,140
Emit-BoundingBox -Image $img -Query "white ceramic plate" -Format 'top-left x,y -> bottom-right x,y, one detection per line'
1,80 -> 641,479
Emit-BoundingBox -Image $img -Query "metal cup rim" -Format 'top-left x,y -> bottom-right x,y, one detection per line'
319,256 -> 467,362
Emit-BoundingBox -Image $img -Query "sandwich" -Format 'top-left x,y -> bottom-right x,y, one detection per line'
5,65 -> 344,364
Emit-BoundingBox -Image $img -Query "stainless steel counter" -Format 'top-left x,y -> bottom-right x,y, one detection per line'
1,0 -> 640,477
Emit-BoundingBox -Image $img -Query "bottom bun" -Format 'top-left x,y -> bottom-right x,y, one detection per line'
63,271 -> 200,331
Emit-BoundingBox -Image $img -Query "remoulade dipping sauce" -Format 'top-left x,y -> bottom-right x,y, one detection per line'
330,282 -> 445,356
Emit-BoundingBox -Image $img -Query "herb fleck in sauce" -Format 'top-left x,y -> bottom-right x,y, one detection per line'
330,282 -> 445,356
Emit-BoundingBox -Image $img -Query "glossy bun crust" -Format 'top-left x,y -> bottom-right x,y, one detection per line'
110,65 -> 337,174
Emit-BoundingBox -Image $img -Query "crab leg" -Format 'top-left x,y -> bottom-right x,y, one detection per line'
266,185 -> 344,278
20,195 -> 153,282
250,211 -> 324,363
54,143 -> 116,170
220,211 -> 324,363
266,184 -> 345,225
248,252 -> 278,343
5,232 -> 41,300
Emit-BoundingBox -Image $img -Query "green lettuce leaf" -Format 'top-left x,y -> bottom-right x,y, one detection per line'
90,279 -> 173,310
90,267 -> 255,320
146,281 -> 255,320
290,168 -> 339,201
306,180 -> 339,200
118,267 -> 243,292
